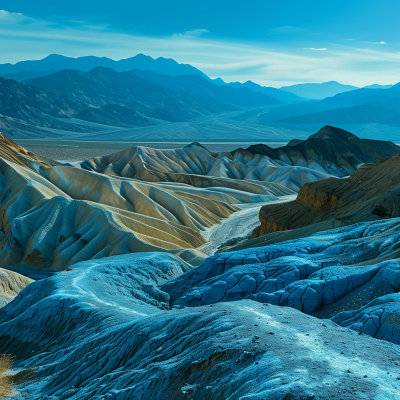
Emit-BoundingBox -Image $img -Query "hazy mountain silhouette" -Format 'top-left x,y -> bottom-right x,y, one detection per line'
0,66 -> 239,136
321,83 -> 400,106
280,81 -> 358,100
276,101 -> 400,126
0,54 -> 209,79
131,70 -> 282,107
24,67 -> 237,121
363,84 -> 393,89
228,80 -> 303,103
2,70 -> 59,82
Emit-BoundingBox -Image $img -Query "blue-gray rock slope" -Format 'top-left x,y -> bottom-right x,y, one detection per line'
1,253 -> 400,399
164,218 -> 400,345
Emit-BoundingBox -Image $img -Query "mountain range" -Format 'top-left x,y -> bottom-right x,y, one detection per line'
0,53 -> 209,79
322,82 -> 400,106
227,80 -> 302,102
277,101 -> 400,126
0,53 -> 398,141
0,67 -> 242,136
280,81 -> 358,99
131,69 -> 282,107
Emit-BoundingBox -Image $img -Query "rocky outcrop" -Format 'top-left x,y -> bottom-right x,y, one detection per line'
233,125 -> 400,177
0,132 -> 302,274
0,268 -> 33,308
256,153 -> 400,237
164,217 -> 400,345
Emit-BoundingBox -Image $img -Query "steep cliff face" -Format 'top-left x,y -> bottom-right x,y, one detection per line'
256,154 -> 400,237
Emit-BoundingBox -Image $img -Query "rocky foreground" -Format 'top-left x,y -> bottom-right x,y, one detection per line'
1,219 -> 400,398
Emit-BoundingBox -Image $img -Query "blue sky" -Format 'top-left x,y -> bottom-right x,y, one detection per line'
1,0 -> 399,87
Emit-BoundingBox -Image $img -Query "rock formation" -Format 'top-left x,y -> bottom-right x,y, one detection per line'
82,143 -> 332,191
0,133 -> 306,274
233,125 -> 400,177
0,126 -> 400,398
255,152 -> 400,237
164,217 -> 400,346
1,250 -> 400,399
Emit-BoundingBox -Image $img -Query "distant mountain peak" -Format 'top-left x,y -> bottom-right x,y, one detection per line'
311,125 -> 356,140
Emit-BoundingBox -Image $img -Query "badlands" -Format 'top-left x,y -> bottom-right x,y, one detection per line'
1,126 -> 400,399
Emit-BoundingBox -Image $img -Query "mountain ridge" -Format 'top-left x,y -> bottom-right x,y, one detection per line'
131,69 -> 282,107
0,53 -> 210,80
280,80 -> 358,99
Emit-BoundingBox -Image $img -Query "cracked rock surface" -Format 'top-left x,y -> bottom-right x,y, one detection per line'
165,218 -> 400,345
1,252 -> 400,399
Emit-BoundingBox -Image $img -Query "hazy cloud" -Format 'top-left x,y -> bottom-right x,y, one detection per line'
268,26 -> 303,35
173,29 -> 209,38
305,48 -> 327,51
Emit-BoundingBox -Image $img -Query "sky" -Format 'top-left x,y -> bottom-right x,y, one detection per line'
1,0 -> 400,87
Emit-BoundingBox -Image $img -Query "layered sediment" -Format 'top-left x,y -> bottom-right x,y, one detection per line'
256,153 -> 400,237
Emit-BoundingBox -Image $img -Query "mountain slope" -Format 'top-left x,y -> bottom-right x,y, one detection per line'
276,102 -> 400,125
74,104 -> 155,127
228,80 -> 303,102
0,53 -> 209,79
0,67 -> 238,137
131,70 -> 282,106
322,82 -> 400,106
2,251 -> 400,398
255,152 -> 400,237
280,81 -> 358,100
25,67 -> 237,121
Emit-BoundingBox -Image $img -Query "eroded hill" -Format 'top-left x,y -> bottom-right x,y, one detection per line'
255,152 -> 400,237
235,125 -> 400,177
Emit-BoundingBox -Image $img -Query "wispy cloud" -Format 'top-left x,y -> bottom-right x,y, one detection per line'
0,9 -> 398,87
172,29 -> 209,38
268,26 -> 304,35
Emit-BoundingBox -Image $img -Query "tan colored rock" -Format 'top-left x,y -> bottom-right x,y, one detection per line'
256,154 -> 400,237
0,268 -> 33,308
0,132 -> 58,170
